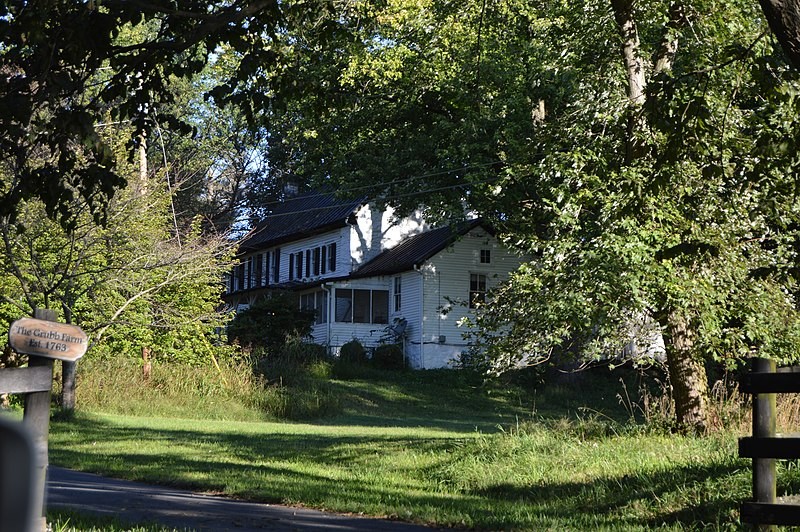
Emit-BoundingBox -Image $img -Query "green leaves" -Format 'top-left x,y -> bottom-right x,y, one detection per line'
255,0 -> 800,377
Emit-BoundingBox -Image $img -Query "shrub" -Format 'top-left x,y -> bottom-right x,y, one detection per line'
339,339 -> 367,364
279,338 -> 329,365
226,293 -> 315,352
372,343 -> 405,370
253,338 -> 332,386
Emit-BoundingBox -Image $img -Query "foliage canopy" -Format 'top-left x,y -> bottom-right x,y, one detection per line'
248,0 -> 800,432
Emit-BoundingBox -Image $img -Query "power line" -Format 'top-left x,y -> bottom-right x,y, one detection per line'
243,175 -> 504,226
251,160 -> 503,212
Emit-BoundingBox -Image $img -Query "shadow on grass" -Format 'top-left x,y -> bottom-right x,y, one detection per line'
50,414 -> 750,530
50,416 -> 483,526
317,368 -> 635,433
476,460 -> 748,528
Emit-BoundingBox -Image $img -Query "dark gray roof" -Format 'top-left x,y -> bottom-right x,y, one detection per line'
351,219 -> 489,278
239,190 -> 366,252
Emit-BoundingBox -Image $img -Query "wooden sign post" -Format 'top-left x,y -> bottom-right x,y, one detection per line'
0,309 -> 88,532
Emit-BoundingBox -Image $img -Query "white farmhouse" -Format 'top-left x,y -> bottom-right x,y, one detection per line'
224,190 -> 525,369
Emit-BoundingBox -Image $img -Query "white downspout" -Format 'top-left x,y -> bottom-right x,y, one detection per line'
414,264 -> 424,369
321,282 -> 332,355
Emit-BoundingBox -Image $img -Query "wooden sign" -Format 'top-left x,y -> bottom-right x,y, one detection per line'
8,318 -> 88,362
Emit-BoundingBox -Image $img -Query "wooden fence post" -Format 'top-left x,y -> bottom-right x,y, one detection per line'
752,358 -> 777,531
22,308 -> 56,532
1,309 -> 88,532
739,360 -> 800,528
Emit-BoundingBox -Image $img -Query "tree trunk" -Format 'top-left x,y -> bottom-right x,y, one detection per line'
664,310 -> 709,434
142,346 -> 152,380
610,0 -> 648,163
759,0 -> 800,70
61,302 -> 77,412
61,361 -> 76,411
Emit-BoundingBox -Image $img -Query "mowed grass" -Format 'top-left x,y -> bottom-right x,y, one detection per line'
47,364 -> 794,530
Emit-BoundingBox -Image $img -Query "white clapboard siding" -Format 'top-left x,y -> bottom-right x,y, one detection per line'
416,228 -> 526,369
278,226 -> 350,283
390,271 -> 423,368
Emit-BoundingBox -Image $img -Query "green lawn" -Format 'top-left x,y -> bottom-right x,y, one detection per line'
47,367 -> 785,530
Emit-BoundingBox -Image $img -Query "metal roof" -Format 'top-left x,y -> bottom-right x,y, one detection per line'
351,219 -> 488,278
239,190 -> 366,252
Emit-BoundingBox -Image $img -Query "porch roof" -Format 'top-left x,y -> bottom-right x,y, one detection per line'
350,219 -> 488,278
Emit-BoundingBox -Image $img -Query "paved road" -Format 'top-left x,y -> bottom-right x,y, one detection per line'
47,467 -> 438,531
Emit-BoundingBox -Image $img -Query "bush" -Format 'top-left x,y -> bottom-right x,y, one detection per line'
372,344 -> 405,370
253,338 -> 332,386
279,338 -> 329,365
339,339 -> 367,364
226,293 -> 315,352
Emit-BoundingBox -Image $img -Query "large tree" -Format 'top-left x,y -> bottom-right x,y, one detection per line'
250,0 -> 800,433
0,147 -> 235,408
0,0 -> 335,228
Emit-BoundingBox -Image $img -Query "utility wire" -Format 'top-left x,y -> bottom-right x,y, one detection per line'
245,176 -> 504,223
251,159 -> 503,212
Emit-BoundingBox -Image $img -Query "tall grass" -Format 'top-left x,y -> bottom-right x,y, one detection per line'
632,368 -> 800,434
49,378 -> 776,530
67,355 -> 341,421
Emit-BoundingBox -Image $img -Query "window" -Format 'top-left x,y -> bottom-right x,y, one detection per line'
263,251 -> 271,285
255,254 -> 263,287
305,249 -> 311,278
321,245 -> 327,274
316,291 -> 328,323
243,258 -> 251,290
327,243 -> 337,272
393,276 -> 402,312
469,274 -> 487,308
313,247 -> 321,275
480,249 -> 491,264
334,288 -> 389,324
288,253 -> 295,280
372,290 -> 389,324
300,290 -> 328,324
273,249 -> 280,283
294,252 -> 303,279
335,289 -> 352,322
353,290 -> 370,323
